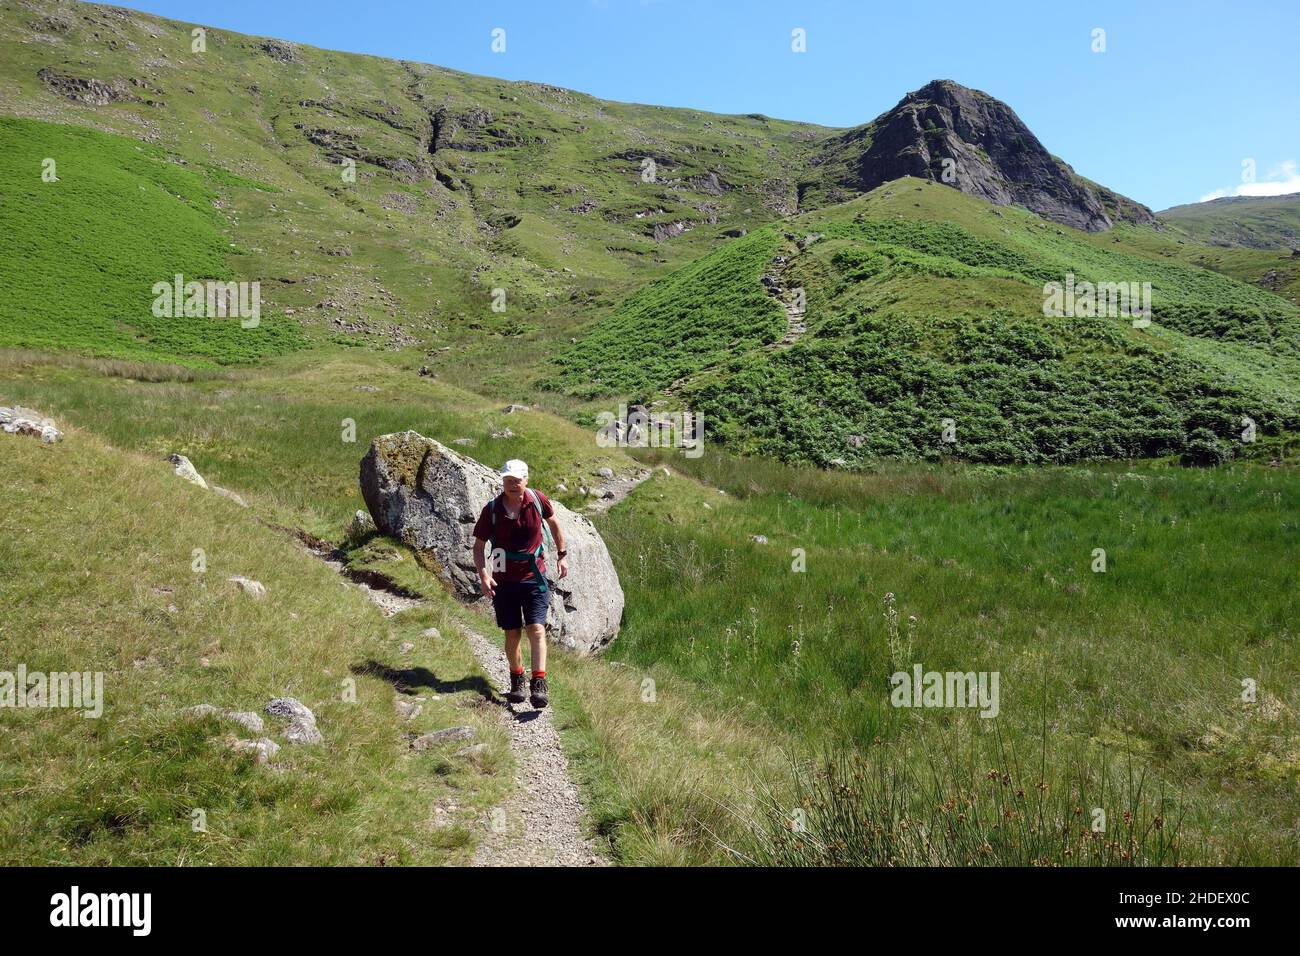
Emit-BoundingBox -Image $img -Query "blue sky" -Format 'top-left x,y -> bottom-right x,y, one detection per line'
118,0 -> 1299,211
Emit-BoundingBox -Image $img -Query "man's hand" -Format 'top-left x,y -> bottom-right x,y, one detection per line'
480,569 -> 497,597
557,556 -> 569,579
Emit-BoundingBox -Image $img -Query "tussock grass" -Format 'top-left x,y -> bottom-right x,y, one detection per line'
741,729 -> 1188,866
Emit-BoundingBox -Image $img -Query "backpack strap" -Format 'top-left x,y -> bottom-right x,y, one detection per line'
488,491 -> 550,594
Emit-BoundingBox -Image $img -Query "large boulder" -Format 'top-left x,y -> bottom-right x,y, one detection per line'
359,431 -> 623,653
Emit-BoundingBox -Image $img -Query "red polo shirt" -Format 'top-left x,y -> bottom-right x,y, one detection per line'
472,489 -> 555,583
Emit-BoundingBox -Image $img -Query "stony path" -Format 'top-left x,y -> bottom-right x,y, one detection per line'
292,526 -> 606,866
761,234 -> 817,347
583,468 -> 653,515
460,624 -> 606,867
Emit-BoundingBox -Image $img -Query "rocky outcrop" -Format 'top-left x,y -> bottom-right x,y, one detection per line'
37,67 -> 130,105
359,431 -> 624,653
266,697 -> 322,745
813,80 -> 1154,231
1,406 -> 61,443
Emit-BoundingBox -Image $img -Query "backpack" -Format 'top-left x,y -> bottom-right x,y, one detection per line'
488,488 -> 554,593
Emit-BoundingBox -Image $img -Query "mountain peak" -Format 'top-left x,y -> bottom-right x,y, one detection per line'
811,80 -> 1154,231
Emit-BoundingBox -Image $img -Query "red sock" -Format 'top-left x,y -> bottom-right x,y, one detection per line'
511,667 -> 525,676
532,670 -> 546,679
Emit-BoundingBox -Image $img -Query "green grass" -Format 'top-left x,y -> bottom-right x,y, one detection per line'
1160,193 -> 1300,250
0,421 -> 509,864
542,228 -> 785,397
0,118 -> 305,365
546,181 -> 1300,466
591,446 -> 1300,864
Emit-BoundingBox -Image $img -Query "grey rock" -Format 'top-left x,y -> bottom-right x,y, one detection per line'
167,454 -> 208,489
0,406 -> 62,443
226,711 -> 265,733
266,697 -> 322,745
359,432 -> 624,653
596,467 -> 614,479
211,485 -> 249,507
411,726 -> 476,750
502,404 -> 530,414
398,641 -> 415,654
394,698 -> 423,720
227,576 -> 266,599
346,508 -> 375,542
456,743 -> 490,757
231,737 -> 281,763
750,534 -> 769,545
185,704 -> 264,733
422,626 -> 442,640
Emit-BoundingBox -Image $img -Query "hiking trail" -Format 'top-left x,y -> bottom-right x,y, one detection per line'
290,526 -> 607,866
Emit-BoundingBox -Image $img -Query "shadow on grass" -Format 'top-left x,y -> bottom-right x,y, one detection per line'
352,659 -> 497,702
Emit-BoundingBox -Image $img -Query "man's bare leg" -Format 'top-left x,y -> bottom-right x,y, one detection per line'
504,628 -> 523,672
525,623 -> 547,673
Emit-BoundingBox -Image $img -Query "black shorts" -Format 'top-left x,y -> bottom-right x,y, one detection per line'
492,578 -> 550,630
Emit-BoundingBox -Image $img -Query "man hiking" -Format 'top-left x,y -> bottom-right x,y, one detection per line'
472,459 -> 568,709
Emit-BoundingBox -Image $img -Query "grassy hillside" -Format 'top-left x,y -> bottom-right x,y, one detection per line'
548,180 -> 1300,465
1160,193 -> 1300,250
0,413 -> 514,864
0,116 -> 305,364
0,0 -> 827,371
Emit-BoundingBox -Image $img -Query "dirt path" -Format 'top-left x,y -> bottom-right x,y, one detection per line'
290,526 -> 606,866
460,624 -> 606,867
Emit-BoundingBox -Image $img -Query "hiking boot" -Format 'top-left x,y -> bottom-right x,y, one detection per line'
529,676 -> 549,709
505,671 -> 527,704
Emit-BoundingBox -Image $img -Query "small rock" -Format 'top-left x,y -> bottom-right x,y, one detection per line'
596,467 -> 614,479
398,641 -> 415,654
455,743 -> 489,758
211,485 -> 248,507
231,737 -> 280,764
183,704 -> 222,719
228,576 -> 266,599
226,711 -> 265,733
346,509 -> 375,542
422,627 -> 441,640
411,726 -> 475,750
167,453 -> 208,489
750,534 -> 769,545
266,697 -> 322,745
556,483 -> 568,492
502,404 -> 529,414
452,438 -> 475,446
394,698 -> 423,720
491,428 -> 514,439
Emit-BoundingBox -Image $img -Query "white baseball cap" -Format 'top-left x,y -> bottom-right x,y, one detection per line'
501,459 -> 529,480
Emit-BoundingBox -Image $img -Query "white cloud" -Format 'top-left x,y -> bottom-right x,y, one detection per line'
1199,160 -> 1300,203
